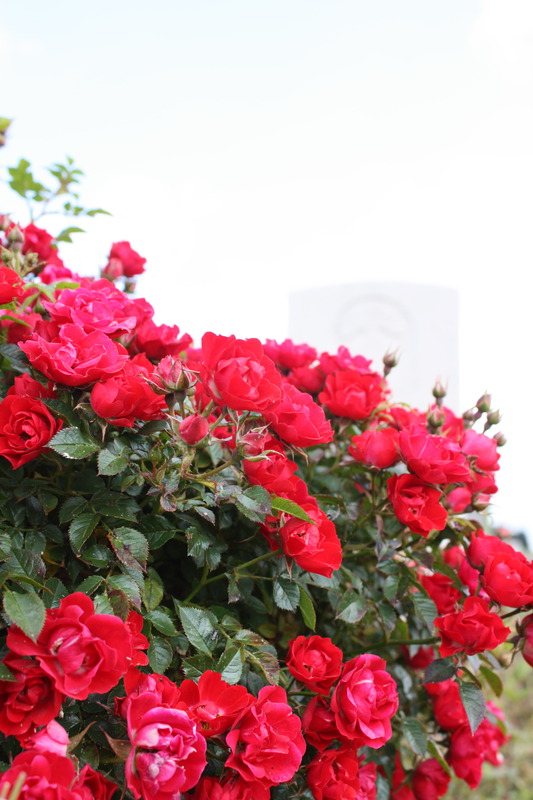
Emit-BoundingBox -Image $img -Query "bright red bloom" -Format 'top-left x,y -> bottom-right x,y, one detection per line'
435,596 -> 510,657
398,425 -> 471,484
106,241 -> 146,277
521,613 -> 533,667
43,281 -> 137,337
126,691 -> 207,799
20,720 -> 69,755
461,429 -> 500,472
0,750 -> 81,800
420,572 -> 462,615
348,428 -> 400,469
443,544 -> 481,595
356,762 -> 377,800
331,654 -> 398,748
7,592 -> 133,700
73,765 -> 118,800
0,393 -> 62,468
176,670 -> 252,737
125,610 -> 149,667
449,717 -> 508,788
387,474 -> 447,536
21,223 -> 62,264
431,680 -> 468,731
264,383 -> 333,448
20,324 -> 129,386
302,696 -> 339,751
129,318 -> 193,360
279,501 -> 342,577
0,653 -> 64,737
190,775 -> 270,800
244,435 -> 309,503
90,354 -> 167,427
319,368 -> 387,420
226,685 -> 305,787
286,635 -> 343,694
411,759 -> 450,800
263,338 -> 317,370
179,414 -> 209,445
390,754 -> 415,800
307,747 -> 361,800
0,264 -> 25,304
200,332 -> 283,412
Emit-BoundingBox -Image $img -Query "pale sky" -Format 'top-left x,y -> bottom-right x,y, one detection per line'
1,1 -> 533,535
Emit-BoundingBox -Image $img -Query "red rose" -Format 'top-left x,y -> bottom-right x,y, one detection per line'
21,223 -> 61,264
302,696 -> 339,751
411,759 -> 450,800
430,680 -> 468,731
356,762 -> 377,800
90,354 -> 167,427
467,531 -> 533,607
521,613 -> 533,667
398,425 -> 471,484
461,429 -> 500,472
287,365 -> 326,394
190,775 -> 270,800
348,428 -> 400,469
179,414 -> 210,445
307,747 -> 361,800
435,596 -> 510,657
0,750 -> 81,800
286,635 -> 343,694
420,573 -> 462,615
391,755 -> 416,800
263,383 -> 333,448
43,281 -> 137,337
176,670 -> 252,737
200,332 -> 283,412
125,610 -> 149,668
318,348 -> 373,375
331,654 -> 398,748
73,765 -> 118,800
279,501 -> 342,578
0,264 -> 25,304
129,318 -> 192,360
106,241 -> 146,277
319,368 -> 387,420
226,685 -> 305,787
448,717 -> 507,788
0,393 -> 63,468
0,653 -> 64,737
126,692 -> 207,799
19,719 -> 69,755
443,544 -> 482,595
387,474 -> 447,536
116,671 -> 182,719
244,436 -> 309,503
263,338 -> 317,370
7,592 -> 133,700
20,324 -> 129,386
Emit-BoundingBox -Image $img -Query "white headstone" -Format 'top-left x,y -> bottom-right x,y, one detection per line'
289,283 -> 459,412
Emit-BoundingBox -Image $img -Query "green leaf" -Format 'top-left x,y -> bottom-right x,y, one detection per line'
142,569 -> 164,611
98,448 -> 128,476
336,590 -> 367,623
0,118 -> 12,133
424,658 -> 456,684
3,590 -> 46,642
479,664 -> 503,697
69,513 -> 100,553
94,491 -> 139,522
86,208 -> 111,217
235,486 -> 271,522
181,654 -> 216,680
59,496 -> 88,524
375,772 -> 390,800
8,158 -> 47,199
403,717 -> 427,756
217,646 -> 243,684
49,428 -> 100,459
273,577 -> 300,611
427,741 -> 452,776
54,227 -> 85,243
383,574 -> 401,602
412,592 -> 438,630
83,545 -> 113,568
76,576 -> 104,595
139,516 -> 176,549
146,608 -> 177,636
248,650 -> 280,685
0,662 -> 16,681
148,637 -> 173,673
106,574 -> 141,607
458,680 -> 486,735
299,586 -> 316,630
270,495 -> 314,523
108,527 -> 148,570
0,344 -> 28,373
175,602 -> 217,655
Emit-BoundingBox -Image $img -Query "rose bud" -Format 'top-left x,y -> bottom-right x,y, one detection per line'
179,414 -> 209,445
476,392 -> 492,413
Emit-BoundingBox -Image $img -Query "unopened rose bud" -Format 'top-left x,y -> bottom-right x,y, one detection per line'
155,356 -> 191,393
238,428 -> 269,457
382,349 -> 400,376
0,215 -> 10,231
493,431 -> 506,447
476,392 -> 491,413
486,409 -> 501,427
427,407 -> 445,431
102,257 -> 123,280
462,407 -> 479,425
7,225 -> 24,251
471,494 -> 490,512
432,380 -> 447,407
179,414 -> 209,445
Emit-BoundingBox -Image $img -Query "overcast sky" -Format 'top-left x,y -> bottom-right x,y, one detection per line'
2,1 -> 533,535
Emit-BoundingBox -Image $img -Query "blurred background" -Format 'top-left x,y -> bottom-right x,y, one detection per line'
2,0 -> 533,540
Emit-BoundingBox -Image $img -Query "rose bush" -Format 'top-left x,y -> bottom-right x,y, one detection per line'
0,125 -> 531,800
